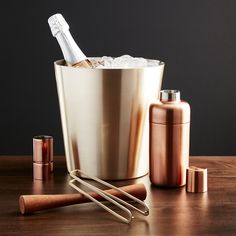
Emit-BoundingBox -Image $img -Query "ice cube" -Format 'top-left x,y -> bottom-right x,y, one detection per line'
147,59 -> 160,67
97,55 -> 160,68
128,57 -> 148,67
113,55 -> 132,68
102,56 -> 114,67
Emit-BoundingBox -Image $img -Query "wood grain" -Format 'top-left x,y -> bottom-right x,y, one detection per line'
0,156 -> 236,235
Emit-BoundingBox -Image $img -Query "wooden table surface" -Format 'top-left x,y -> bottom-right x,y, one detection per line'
0,156 -> 236,236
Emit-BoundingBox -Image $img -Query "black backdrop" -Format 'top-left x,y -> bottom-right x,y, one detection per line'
1,0 -> 236,155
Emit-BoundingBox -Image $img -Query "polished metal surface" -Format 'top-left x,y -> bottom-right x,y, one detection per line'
149,97 -> 191,124
149,95 -> 190,187
69,169 -> 149,223
160,90 -> 180,102
33,135 -> 53,180
33,163 -> 53,180
150,122 -> 190,187
33,135 -> 53,163
186,166 -> 208,193
54,59 -> 164,179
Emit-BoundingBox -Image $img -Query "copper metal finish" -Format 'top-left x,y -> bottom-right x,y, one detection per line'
33,163 -> 52,180
150,92 -> 190,125
186,166 -> 208,193
149,90 -> 190,187
33,135 -> 53,163
33,135 -> 53,180
54,59 -> 164,179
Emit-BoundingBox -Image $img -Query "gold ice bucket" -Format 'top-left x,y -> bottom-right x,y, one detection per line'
54,59 -> 164,179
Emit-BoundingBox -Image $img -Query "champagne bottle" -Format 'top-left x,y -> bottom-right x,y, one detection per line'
48,13 -> 93,68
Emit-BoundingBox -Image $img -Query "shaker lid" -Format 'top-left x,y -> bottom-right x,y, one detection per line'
186,166 -> 208,193
150,90 -> 190,124
160,90 -> 180,102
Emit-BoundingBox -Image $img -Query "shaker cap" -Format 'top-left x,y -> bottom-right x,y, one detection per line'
160,90 -> 180,102
150,90 -> 190,124
186,166 -> 208,193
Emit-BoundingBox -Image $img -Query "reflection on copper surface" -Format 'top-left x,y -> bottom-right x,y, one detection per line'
32,177 -> 54,195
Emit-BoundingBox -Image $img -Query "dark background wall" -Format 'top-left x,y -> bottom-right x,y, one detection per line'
1,0 -> 236,155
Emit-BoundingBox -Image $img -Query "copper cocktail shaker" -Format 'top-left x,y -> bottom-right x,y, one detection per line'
149,90 -> 190,187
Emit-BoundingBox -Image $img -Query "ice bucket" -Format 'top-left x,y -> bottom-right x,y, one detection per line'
54,59 -> 164,179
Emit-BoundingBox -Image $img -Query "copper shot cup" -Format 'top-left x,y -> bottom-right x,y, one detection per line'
33,135 -> 53,180
186,166 -> 208,193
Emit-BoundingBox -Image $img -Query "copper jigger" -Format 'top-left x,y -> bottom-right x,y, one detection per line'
33,135 -> 53,180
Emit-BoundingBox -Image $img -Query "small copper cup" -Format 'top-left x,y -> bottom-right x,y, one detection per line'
186,166 -> 208,193
33,135 -> 53,180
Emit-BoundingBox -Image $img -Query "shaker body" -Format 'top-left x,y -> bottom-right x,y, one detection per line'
150,122 -> 189,187
149,90 -> 190,187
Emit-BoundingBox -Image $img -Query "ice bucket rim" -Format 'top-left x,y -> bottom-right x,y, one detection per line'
54,58 -> 165,71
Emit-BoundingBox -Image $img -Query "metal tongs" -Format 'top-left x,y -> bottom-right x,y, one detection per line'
69,169 -> 149,224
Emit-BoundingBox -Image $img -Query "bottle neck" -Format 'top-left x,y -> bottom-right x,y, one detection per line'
55,30 -> 86,65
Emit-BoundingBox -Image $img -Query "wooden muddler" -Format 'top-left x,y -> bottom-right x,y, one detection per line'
19,183 -> 146,214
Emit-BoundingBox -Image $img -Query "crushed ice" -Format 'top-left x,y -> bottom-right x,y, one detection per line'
96,55 -> 160,68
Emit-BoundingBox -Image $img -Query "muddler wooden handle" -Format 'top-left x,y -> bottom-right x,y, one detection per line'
19,183 -> 146,214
